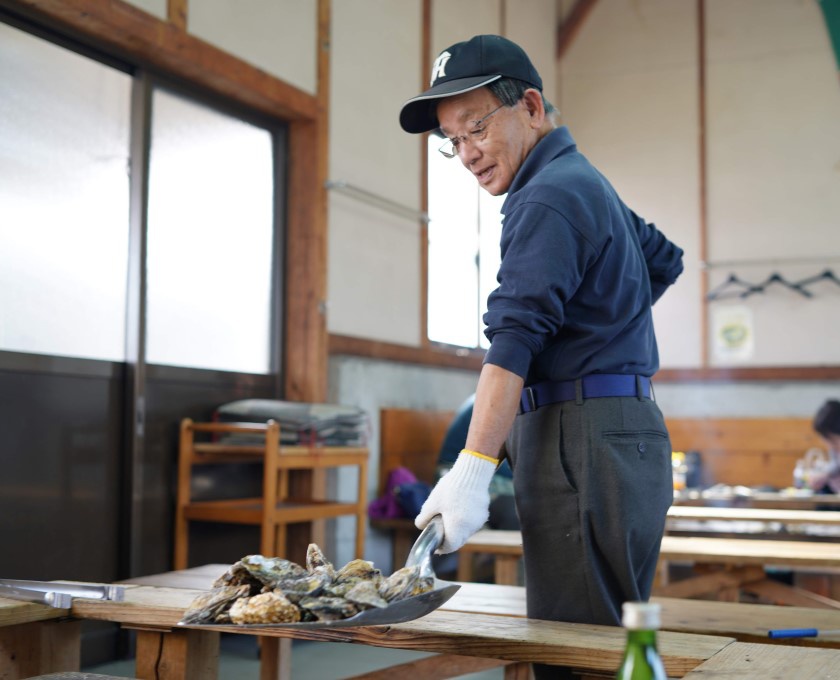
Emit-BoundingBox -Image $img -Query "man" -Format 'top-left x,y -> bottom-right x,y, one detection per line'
399,35 -> 684,677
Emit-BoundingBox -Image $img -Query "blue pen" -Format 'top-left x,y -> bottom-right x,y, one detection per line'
768,628 -> 840,639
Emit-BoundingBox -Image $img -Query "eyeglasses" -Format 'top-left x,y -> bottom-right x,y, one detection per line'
437,104 -> 505,158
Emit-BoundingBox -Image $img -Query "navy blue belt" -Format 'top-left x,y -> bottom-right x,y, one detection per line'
519,374 -> 651,414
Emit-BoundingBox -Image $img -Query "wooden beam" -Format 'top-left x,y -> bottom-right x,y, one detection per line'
656,365 -> 840,382
419,0 -> 431,349
167,0 -> 186,31
329,333 -> 840,381
698,0 -> 709,366
329,333 -> 484,372
284,0 -> 330,403
0,0 -> 318,121
556,0 -> 598,61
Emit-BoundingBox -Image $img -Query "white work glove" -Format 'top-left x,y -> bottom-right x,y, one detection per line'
415,452 -> 496,554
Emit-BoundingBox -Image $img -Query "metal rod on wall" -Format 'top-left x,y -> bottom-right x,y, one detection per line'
703,255 -> 840,269
325,180 -> 430,224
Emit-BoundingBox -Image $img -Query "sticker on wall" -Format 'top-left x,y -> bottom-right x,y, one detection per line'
712,305 -> 754,361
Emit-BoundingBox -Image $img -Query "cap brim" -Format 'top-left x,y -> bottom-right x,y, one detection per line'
399,75 -> 502,133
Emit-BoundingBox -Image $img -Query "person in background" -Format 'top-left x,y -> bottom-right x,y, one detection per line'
808,399 -> 840,493
399,34 -> 684,679
437,393 -> 519,530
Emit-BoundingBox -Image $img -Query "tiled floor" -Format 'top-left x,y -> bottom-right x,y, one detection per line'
83,634 -> 505,679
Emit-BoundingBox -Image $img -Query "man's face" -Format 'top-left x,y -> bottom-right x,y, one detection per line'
436,87 -> 533,196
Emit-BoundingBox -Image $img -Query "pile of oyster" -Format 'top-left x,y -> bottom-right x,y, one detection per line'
180,544 -> 434,625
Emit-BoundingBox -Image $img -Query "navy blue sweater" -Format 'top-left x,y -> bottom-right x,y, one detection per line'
483,127 -> 684,383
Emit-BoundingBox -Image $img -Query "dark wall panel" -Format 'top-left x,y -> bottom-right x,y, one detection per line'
141,368 -> 275,575
0,368 -> 123,582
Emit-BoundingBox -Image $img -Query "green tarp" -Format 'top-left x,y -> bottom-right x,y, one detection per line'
819,0 -> 840,70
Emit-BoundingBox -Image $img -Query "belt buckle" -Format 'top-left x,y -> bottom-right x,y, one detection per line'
524,386 -> 537,413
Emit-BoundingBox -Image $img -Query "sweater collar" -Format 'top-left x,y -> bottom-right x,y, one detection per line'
502,126 -> 577,212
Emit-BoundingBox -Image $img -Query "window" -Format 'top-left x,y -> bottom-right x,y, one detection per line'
0,20 -> 281,375
145,89 -> 276,373
426,137 -> 503,349
0,21 -> 131,361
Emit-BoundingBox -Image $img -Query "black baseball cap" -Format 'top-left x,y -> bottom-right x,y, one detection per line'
399,34 -> 543,134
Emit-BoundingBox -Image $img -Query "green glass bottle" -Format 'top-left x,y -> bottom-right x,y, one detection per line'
615,601 -> 667,680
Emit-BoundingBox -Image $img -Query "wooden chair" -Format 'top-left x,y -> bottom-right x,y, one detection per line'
371,408 -> 454,568
173,418 -> 368,569
666,417 -> 823,489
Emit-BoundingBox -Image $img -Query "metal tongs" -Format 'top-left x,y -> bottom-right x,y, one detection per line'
0,578 -> 125,609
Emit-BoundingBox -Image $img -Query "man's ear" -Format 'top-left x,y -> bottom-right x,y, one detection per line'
522,89 -> 546,128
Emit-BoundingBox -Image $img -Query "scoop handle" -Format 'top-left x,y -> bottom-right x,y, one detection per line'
405,515 -> 444,577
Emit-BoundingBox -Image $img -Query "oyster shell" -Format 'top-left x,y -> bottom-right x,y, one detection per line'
229,590 -> 301,624
378,565 -> 433,603
306,543 -> 336,580
343,580 -> 388,609
335,558 -> 381,583
274,572 -> 330,603
299,595 -> 359,621
239,554 -> 308,587
212,561 -> 262,591
181,584 -> 250,624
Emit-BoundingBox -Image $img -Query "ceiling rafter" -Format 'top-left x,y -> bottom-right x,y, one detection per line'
556,0 -> 598,60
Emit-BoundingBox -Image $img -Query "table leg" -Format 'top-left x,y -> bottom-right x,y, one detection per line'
495,556 -> 520,586
258,637 -> 292,680
456,553 -> 474,582
0,619 -> 80,679
134,627 -> 219,680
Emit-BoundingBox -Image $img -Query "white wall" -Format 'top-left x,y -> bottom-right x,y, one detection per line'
558,0 -> 840,368
327,0 -> 424,345
188,0 -> 318,95
123,0 -> 166,20
703,0 -> 840,367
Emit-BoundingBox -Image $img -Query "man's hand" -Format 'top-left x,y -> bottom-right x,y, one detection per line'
415,452 -> 496,553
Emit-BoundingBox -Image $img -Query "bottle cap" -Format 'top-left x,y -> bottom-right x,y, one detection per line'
621,601 -> 661,630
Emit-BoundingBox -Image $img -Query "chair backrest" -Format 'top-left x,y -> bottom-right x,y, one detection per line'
378,408 -> 454,495
666,417 -> 823,489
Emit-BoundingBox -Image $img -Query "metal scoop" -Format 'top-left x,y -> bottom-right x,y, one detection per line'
178,516 -> 460,629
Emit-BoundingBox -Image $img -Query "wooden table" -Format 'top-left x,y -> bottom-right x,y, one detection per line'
683,642 -> 840,678
674,490 -> 840,511
458,529 -> 840,608
666,505 -> 840,540
0,597 -> 80,679
119,566 -> 840,650
656,535 -> 840,608
667,505 -> 840,527
120,566 -> 840,674
67,579 -> 731,680
11,566 -> 840,679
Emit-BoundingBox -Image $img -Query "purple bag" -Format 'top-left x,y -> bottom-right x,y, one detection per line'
368,466 -> 419,520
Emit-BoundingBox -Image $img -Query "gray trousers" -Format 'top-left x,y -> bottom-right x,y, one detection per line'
506,391 -> 672,678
